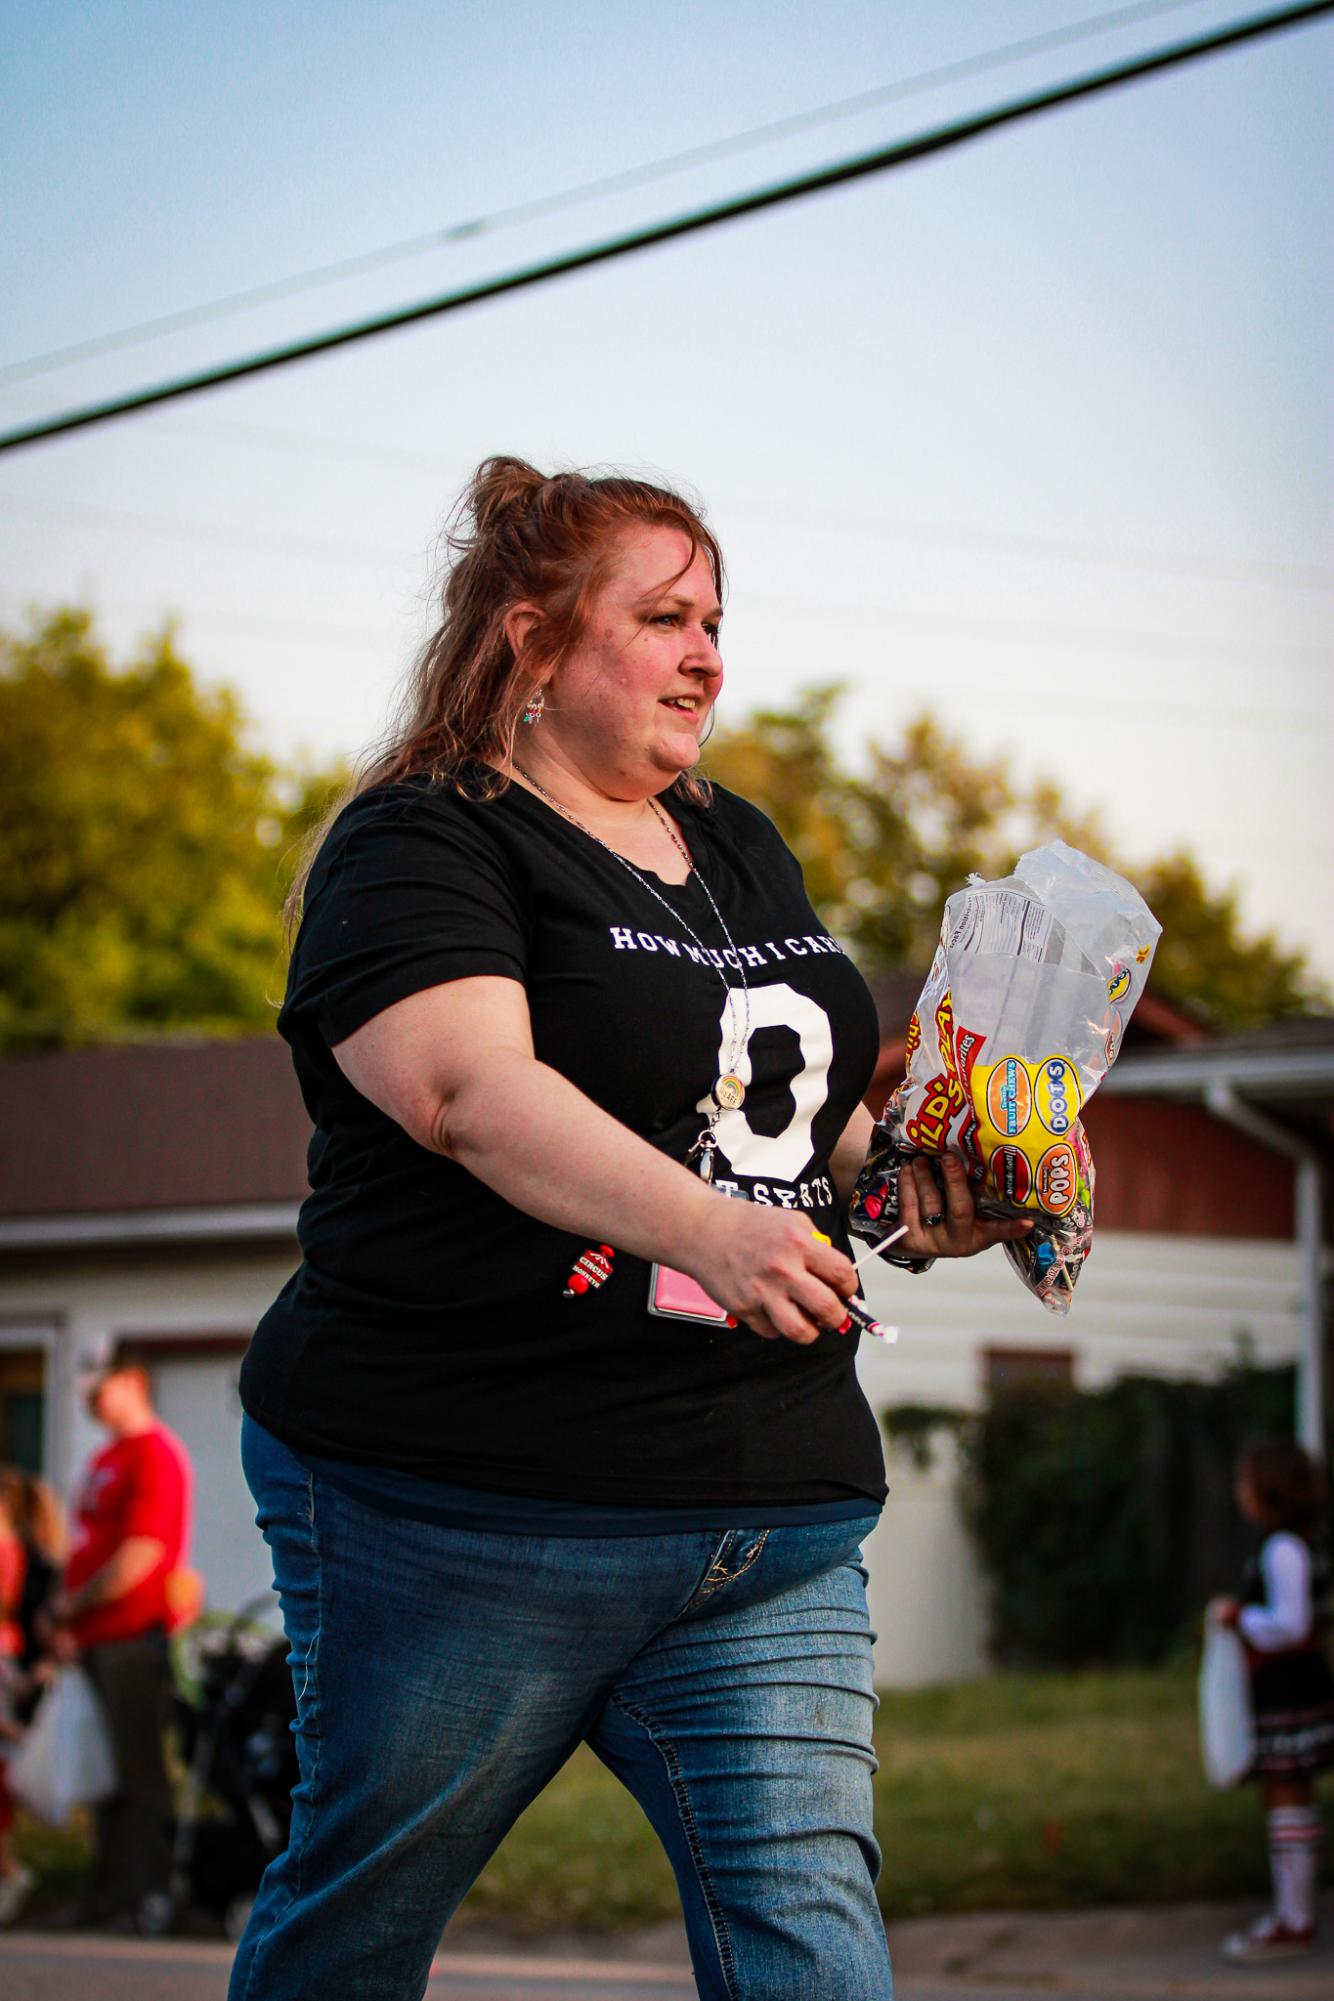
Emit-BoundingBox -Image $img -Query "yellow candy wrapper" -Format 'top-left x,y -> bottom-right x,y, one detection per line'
851,841 -> 1161,1315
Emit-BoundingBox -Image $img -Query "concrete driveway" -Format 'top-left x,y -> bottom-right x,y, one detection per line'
2,1897 -> 1332,1999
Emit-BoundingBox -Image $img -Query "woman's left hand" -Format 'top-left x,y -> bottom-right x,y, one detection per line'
896,1153 -> 1035,1260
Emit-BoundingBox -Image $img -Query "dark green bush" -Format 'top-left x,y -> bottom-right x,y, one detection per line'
956,1363 -> 1298,1667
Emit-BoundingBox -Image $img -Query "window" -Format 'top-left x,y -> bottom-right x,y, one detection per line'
984,1346 -> 1075,1399
0,1347 -> 46,1474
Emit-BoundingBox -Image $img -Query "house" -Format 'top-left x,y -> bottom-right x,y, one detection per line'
3,1006 -> 1330,1684
854,990 -> 1333,1681
0,1039 -> 308,1617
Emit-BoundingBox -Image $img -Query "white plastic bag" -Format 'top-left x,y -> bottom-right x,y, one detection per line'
851,841 -> 1161,1314
8,1665 -> 117,1825
1199,1624 -> 1254,1789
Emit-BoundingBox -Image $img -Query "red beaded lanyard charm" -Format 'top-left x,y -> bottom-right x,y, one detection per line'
564,1245 -> 615,1297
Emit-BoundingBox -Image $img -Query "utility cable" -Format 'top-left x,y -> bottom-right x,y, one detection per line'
0,0 -> 1213,387
2,0 -> 1330,459
6,485 -> 1333,606
141,417 -> 1334,591
751,593 -> 1333,670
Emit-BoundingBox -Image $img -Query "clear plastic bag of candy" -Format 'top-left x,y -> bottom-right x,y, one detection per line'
850,840 -> 1161,1315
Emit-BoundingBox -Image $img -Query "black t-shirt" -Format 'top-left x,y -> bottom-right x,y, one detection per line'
240,773 -> 886,1506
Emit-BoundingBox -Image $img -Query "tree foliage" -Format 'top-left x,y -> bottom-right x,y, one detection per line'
0,608 -> 343,1048
0,619 -> 1319,1048
1131,851 -> 1315,1032
703,687 -> 1322,1030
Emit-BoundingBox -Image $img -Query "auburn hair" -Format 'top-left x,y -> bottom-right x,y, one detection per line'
0,1466 -> 69,1563
1238,1437 -> 1327,1540
286,458 -> 724,926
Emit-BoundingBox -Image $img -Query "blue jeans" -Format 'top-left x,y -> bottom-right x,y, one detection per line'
230,1417 -> 891,2001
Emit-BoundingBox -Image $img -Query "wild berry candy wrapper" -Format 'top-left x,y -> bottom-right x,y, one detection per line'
850,840 -> 1161,1316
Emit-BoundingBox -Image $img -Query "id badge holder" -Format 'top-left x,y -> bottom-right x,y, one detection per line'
647,1265 -> 737,1328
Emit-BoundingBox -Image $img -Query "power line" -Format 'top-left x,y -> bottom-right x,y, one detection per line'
6,493 -> 1331,658
134,416 -> 1334,592
749,594 -> 1334,670
0,494 -> 414,570
837,671 -> 1334,736
165,415 -> 459,472
0,587 -> 398,653
3,0 -> 1330,459
0,0 -> 1213,387
726,498 -> 1334,592
4,577 -> 1326,730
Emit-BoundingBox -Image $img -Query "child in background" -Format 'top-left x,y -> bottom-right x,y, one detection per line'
0,1475 -> 34,1927
1211,1438 -> 1334,1961
3,1469 -> 66,1708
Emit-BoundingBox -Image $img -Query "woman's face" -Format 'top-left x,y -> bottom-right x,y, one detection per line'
538,524 -> 723,797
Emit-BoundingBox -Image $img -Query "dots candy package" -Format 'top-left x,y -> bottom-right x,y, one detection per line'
850,840 -> 1161,1315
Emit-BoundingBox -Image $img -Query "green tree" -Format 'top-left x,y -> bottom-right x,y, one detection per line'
703,687 -> 1324,1030
1133,851 -> 1313,1032
0,607 -> 343,1048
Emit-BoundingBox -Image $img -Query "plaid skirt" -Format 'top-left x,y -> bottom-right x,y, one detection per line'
1250,1645 -> 1334,1776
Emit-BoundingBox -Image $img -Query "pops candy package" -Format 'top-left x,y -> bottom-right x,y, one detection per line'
850,840 -> 1161,1315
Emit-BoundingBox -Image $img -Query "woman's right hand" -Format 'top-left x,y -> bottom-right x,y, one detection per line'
690,1200 -> 859,1345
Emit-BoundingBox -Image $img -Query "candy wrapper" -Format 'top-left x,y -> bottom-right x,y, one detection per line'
850,840 -> 1161,1315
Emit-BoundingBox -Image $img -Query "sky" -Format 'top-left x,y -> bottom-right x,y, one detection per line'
2,0 -> 1331,983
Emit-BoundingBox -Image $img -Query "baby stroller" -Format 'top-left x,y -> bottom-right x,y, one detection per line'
168,1597 -> 298,1939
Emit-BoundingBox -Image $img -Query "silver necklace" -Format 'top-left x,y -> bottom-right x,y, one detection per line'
513,765 -> 750,1182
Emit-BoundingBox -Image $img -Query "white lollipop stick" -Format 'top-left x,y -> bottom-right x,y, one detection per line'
843,1223 -> 910,1344
850,1223 -> 910,1272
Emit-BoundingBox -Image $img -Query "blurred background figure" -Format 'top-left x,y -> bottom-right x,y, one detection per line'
42,1344 -> 196,1932
0,1466 -> 67,1925
0,1468 -> 35,1925
3,1468 -> 69,1703
1211,1439 -> 1334,1963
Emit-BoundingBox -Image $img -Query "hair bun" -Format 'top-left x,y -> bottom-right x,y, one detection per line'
469,455 -> 547,536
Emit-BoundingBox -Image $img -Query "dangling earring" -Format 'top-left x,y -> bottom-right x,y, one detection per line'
520,689 -> 545,726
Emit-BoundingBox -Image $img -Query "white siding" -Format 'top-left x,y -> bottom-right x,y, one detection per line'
856,1229 -> 1302,1413
855,1230 -> 1302,1684
0,1245 -> 295,1615
1,1227 -> 1304,1683
152,1350 -> 274,1616
863,1432 -> 990,1687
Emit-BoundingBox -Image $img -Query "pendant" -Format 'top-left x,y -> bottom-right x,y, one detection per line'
686,1132 -> 718,1182
713,1073 -> 746,1111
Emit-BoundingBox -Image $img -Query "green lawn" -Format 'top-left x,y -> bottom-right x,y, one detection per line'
456,1661 -> 1325,1934
19,1663 -> 1330,1935
869,1664 -> 1275,1919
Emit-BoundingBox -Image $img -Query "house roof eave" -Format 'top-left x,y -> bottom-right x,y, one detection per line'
0,1202 -> 300,1255
1101,1045 -> 1334,1101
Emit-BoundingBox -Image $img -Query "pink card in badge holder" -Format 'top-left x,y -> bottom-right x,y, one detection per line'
648,1265 -> 737,1327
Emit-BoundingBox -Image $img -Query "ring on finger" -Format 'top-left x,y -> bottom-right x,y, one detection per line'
923,1210 -> 944,1228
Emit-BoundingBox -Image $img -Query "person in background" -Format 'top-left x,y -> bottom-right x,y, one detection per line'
2,1469 -> 68,1709
0,1474 -> 33,1926
1211,1437 -> 1334,1962
44,1344 -> 195,1931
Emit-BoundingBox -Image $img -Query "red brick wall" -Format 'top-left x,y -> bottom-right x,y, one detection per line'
1078,1095 -> 1293,1239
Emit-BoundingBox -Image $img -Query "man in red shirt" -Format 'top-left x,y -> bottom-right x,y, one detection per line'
47,1343 -> 195,1929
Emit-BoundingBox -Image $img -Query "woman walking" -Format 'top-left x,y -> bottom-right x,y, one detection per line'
233,459 -> 1028,2001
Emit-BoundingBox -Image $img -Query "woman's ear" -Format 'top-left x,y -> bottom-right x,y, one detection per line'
503,601 -> 544,670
